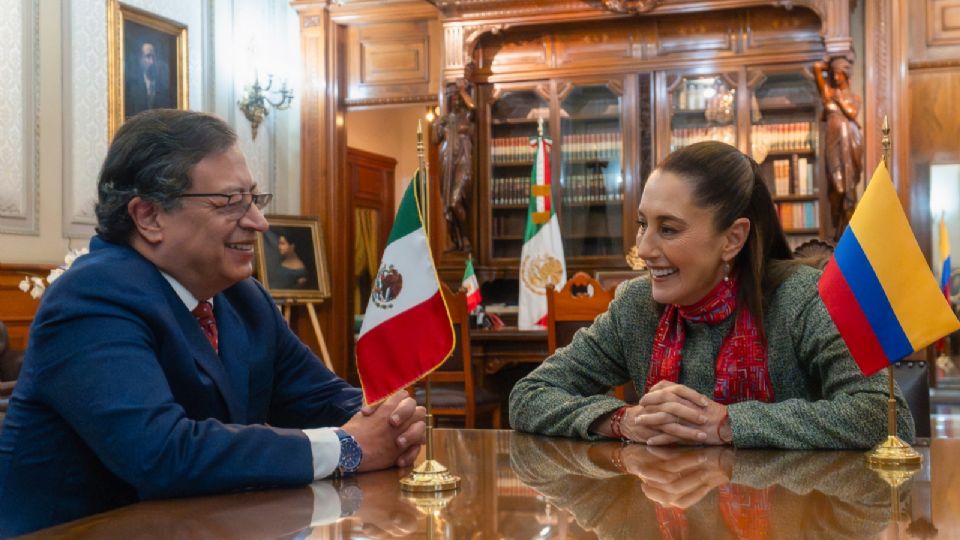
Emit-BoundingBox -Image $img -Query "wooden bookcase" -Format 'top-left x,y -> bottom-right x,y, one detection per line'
430,0 -> 853,299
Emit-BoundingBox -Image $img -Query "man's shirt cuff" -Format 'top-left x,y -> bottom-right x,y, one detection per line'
304,428 -> 340,480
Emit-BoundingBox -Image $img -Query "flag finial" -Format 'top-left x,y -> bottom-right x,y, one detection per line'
537,116 -> 544,137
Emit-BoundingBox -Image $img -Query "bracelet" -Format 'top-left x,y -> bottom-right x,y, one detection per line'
610,406 -> 628,441
717,410 -> 732,445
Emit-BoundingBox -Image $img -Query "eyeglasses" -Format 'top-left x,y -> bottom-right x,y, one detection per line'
177,192 -> 273,217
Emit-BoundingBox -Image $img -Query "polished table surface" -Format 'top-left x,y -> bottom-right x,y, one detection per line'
26,427 -> 960,539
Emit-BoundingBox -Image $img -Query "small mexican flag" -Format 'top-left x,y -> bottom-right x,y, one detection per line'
356,171 -> 454,405
518,122 -> 567,330
462,256 -> 482,314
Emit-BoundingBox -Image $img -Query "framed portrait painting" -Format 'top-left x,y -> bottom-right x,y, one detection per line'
107,0 -> 188,139
255,215 -> 332,301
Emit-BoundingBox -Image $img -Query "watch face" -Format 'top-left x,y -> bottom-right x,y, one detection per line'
337,430 -> 363,474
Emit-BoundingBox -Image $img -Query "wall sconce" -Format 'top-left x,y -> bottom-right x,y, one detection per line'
425,105 -> 439,123
237,74 -> 294,140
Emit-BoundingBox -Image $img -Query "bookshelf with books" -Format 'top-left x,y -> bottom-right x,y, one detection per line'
558,83 -> 625,259
750,68 -> 826,244
487,85 -> 550,261
455,2 -> 846,295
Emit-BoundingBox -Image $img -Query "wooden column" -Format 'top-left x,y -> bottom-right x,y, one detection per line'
294,1 -> 351,378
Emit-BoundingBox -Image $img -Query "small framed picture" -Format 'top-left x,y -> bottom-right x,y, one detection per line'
107,0 -> 188,139
255,215 -> 332,300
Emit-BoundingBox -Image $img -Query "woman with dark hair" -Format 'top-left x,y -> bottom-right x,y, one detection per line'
509,141 -> 913,449
269,233 -> 308,289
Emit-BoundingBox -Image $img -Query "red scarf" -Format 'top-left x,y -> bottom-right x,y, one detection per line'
644,277 -> 773,405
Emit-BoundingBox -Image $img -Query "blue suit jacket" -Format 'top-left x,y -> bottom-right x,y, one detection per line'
0,237 -> 362,535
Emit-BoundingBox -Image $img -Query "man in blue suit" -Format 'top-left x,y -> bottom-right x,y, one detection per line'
0,110 -> 426,535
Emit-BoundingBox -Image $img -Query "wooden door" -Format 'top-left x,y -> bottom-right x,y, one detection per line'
346,147 -> 396,385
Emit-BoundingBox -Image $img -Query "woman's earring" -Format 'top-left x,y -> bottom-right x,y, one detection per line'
722,262 -> 731,282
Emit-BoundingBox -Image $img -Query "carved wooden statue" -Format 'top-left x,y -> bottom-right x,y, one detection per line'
814,57 -> 863,241
435,78 -> 476,253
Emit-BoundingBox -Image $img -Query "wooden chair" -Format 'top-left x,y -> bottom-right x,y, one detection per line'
413,283 -> 502,428
546,272 -> 637,401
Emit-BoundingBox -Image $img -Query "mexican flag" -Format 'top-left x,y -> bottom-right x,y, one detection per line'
356,171 -> 454,405
462,256 -> 482,314
518,127 -> 567,330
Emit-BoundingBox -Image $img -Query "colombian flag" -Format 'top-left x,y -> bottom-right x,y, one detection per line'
819,163 -> 960,376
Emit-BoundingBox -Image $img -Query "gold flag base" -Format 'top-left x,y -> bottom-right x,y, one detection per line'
400,459 -> 461,492
866,435 -> 922,468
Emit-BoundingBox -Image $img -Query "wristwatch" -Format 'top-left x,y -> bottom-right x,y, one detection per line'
335,428 -> 362,475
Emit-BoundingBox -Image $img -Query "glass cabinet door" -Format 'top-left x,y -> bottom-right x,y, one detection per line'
489,86 -> 550,260
668,73 -> 737,152
558,83 -> 624,258
749,68 -> 822,247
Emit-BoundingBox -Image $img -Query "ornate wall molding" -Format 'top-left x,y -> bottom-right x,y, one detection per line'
0,0 -> 39,235
344,94 -> 438,107
438,0 -> 850,80
600,0 -> 661,14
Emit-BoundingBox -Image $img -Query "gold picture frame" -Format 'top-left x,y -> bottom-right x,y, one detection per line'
255,215 -> 332,301
107,0 -> 188,140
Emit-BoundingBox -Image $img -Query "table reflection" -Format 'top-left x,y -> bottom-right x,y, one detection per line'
509,434 -> 903,539
27,430 -> 959,539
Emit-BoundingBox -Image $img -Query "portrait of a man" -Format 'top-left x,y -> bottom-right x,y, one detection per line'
108,2 -> 187,138
123,21 -> 177,119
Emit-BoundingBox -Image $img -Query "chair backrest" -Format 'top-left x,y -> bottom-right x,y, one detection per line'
892,360 -> 931,440
427,283 -> 473,391
546,272 -> 615,354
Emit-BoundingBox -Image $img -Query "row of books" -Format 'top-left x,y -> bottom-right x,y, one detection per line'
770,157 -> 816,196
561,174 -> 624,204
752,122 -> 816,152
491,133 -> 621,164
561,133 -> 621,161
669,126 -> 736,152
492,175 -> 624,206
776,201 -> 819,230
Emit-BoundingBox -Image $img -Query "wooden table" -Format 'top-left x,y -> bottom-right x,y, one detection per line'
26,423 -> 960,539
470,327 -> 548,375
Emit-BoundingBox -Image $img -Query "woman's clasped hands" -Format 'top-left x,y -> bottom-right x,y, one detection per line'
621,381 -> 731,446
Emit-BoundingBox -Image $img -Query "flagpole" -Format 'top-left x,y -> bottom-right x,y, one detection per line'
401,120 -> 460,493
866,116 -> 922,468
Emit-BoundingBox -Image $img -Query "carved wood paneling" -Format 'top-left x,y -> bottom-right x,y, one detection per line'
0,263 -> 51,350
472,7 -> 828,83
554,27 -> 636,66
477,30 -> 551,74
346,20 -> 438,103
439,0 -> 847,80
655,13 -> 736,56
744,6 -> 823,52
927,0 -> 960,46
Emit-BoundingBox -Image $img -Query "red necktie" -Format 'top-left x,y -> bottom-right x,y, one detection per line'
192,300 -> 219,353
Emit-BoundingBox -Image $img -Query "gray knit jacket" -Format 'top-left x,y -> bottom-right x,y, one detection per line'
509,265 -> 915,448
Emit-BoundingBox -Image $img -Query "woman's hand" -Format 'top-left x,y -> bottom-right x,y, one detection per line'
621,445 -> 734,508
590,404 -> 682,445
636,381 -> 730,446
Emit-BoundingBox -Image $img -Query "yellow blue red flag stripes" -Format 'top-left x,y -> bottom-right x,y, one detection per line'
818,163 -> 960,376
356,171 -> 455,405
